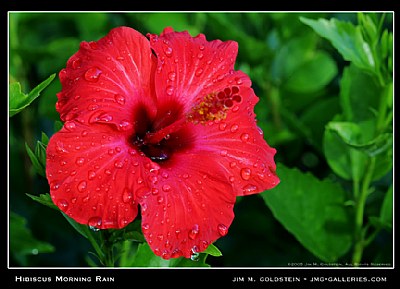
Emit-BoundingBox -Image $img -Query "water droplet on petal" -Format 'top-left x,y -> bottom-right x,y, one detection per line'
164,46 -> 173,57
157,196 -> 164,204
88,216 -> 102,230
75,157 -> 85,166
77,181 -> 87,192
217,224 -> 228,236
122,188 -> 133,203
190,246 -> 200,261
166,85 -> 174,96
230,124 -> 239,133
257,126 -> 264,135
119,219 -> 129,228
188,224 -> 199,240
114,94 -> 125,105
235,77 -> 243,85
57,199 -> 69,211
195,68 -> 203,76
240,168 -> 252,181
171,249 -> 183,258
162,184 -> 171,192
114,161 -> 124,169
88,170 -> 96,180
243,184 -> 258,194
219,123 -> 227,131
240,133 -> 250,142
84,67 -> 102,82
168,71 -> 176,81
64,121 -> 76,131
220,150 -> 228,157
50,182 -> 60,190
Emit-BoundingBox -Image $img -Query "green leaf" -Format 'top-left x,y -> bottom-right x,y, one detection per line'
25,133 -> 48,177
25,143 -> 45,177
10,211 -> 55,265
326,121 -> 393,157
380,185 -> 393,231
261,163 -> 353,262
26,193 -> 58,210
41,132 -> 49,145
300,97 -> 341,149
300,17 -> 375,73
340,64 -> 381,122
9,73 -> 56,117
54,120 -> 63,132
61,212 -> 90,239
130,243 -> 209,267
270,34 -> 317,84
284,51 -> 338,93
109,220 -> 146,244
203,243 -> 223,257
358,13 -> 378,44
141,13 -> 199,36
323,119 -> 367,181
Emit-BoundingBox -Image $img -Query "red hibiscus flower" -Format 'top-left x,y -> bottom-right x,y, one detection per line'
46,26 -> 279,259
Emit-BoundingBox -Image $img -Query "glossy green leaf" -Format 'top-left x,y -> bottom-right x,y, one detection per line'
26,193 -> 58,210
25,143 -> 45,177
358,13 -> 377,44
340,64 -> 381,122
300,17 -> 375,73
324,119 -> 367,181
284,51 -> 338,93
262,163 -> 353,262
25,134 -> 48,177
326,120 -> 392,157
9,73 -> 56,117
203,243 -> 223,257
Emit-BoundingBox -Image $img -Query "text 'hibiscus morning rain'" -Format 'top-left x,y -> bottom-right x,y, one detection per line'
46,26 -> 279,260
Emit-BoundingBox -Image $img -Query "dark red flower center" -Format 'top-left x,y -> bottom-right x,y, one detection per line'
130,101 -> 192,163
130,86 -> 243,163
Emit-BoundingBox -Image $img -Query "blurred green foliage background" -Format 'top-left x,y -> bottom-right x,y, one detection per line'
9,12 -> 393,267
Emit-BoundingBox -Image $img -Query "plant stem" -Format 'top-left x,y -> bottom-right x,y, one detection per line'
86,231 -> 105,262
100,230 -> 115,267
352,157 -> 376,265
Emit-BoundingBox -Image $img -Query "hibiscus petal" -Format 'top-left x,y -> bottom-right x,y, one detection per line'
190,86 -> 279,196
138,153 -> 236,259
149,27 -> 249,115
56,26 -> 157,132
46,120 -> 153,229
